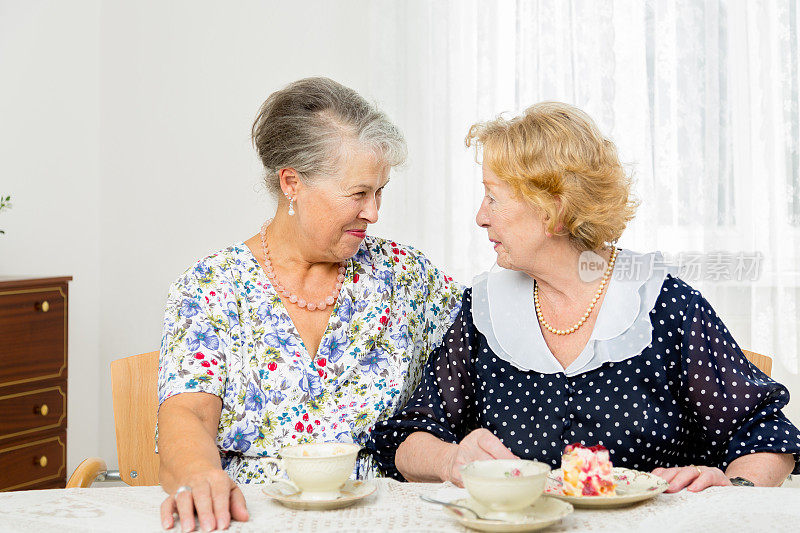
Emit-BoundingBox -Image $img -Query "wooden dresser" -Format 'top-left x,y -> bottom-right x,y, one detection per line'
0,276 -> 71,491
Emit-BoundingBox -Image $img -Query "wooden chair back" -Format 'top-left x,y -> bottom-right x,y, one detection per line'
742,349 -> 772,377
110,351 -> 160,486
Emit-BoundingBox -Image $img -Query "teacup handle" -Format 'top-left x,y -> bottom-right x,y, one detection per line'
262,457 -> 300,493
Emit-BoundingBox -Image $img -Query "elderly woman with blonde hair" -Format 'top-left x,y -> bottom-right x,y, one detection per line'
156,77 -> 462,531
369,102 -> 800,491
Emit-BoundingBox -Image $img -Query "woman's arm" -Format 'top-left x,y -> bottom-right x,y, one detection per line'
396,429 -> 517,486
156,262 -> 247,530
654,287 -> 800,491
395,432 -> 456,482
725,451 -> 794,486
653,451 -> 794,492
369,290 -> 520,485
369,290 -> 482,480
158,392 -> 248,532
157,392 -> 223,491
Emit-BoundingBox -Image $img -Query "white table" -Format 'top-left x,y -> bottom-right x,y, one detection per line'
1,479 -> 797,532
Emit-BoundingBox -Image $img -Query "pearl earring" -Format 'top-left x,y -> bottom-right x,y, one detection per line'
285,192 -> 295,216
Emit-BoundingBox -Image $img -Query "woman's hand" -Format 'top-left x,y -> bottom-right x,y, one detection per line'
160,467 -> 248,531
651,465 -> 732,493
440,428 -> 518,487
158,393 -> 247,531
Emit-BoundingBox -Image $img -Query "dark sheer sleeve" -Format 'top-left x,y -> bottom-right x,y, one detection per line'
367,289 -> 480,480
679,292 -> 800,474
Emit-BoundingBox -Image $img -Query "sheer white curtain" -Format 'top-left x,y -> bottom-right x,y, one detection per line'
367,0 -> 800,422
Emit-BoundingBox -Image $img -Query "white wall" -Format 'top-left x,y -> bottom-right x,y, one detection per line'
0,0 -> 102,474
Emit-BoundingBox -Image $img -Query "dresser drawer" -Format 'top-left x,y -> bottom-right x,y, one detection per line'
0,386 -> 66,440
0,435 -> 66,491
0,288 -> 67,387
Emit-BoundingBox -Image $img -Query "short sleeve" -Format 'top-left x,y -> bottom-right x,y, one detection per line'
368,290 -> 478,480
679,293 -> 800,474
158,262 -> 234,406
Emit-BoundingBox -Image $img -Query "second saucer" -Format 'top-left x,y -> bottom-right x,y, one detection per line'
262,479 -> 377,511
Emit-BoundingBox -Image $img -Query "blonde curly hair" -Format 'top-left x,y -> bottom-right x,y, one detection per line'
466,102 -> 638,252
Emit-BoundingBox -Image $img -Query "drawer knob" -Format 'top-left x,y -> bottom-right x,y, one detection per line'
36,404 -> 49,416
36,300 -> 51,313
37,456 -> 48,468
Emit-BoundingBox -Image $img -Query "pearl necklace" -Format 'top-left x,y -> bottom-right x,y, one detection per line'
534,247 -> 618,336
259,221 -> 345,312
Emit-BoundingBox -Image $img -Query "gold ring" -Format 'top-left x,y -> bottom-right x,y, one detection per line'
694,465 -> 702,476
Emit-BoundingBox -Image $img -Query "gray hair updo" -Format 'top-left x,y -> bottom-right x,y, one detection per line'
251,77 -> 407,197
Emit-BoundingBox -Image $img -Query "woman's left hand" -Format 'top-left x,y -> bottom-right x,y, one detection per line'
651,465 -> 732,493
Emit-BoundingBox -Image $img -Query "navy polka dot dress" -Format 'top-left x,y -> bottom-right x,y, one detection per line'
368,275 -> 800,479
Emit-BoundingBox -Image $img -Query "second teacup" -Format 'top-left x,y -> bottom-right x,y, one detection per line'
460,459 -> 551,517
263,442 -> 361,501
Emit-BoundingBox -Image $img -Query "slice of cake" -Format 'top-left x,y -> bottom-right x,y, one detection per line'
560,443 -> 616,496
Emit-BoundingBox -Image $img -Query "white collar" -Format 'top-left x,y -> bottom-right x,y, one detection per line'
471,249 -> 678,377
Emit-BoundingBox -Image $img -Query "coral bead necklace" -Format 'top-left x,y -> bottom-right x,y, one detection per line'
259,220 -> 345,312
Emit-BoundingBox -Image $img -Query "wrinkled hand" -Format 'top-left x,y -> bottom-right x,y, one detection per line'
651,465 -> 732,493
440,428 -> 518,487
161,468 -> 249,531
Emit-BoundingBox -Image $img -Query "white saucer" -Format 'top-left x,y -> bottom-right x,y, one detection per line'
262,480 -> 376,510
545,467 -> 668,508
443,496 -> 573,532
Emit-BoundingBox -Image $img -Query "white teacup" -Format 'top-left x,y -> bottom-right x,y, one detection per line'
460,459 -> 551,518
263,442 -> 361,501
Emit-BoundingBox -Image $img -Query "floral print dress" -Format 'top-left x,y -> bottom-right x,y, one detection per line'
157,236 -> 463,483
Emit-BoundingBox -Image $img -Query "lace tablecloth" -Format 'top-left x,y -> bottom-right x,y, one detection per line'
1,480 -> 797,532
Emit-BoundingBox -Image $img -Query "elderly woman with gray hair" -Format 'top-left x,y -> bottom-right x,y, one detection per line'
156,78 -> 462,531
